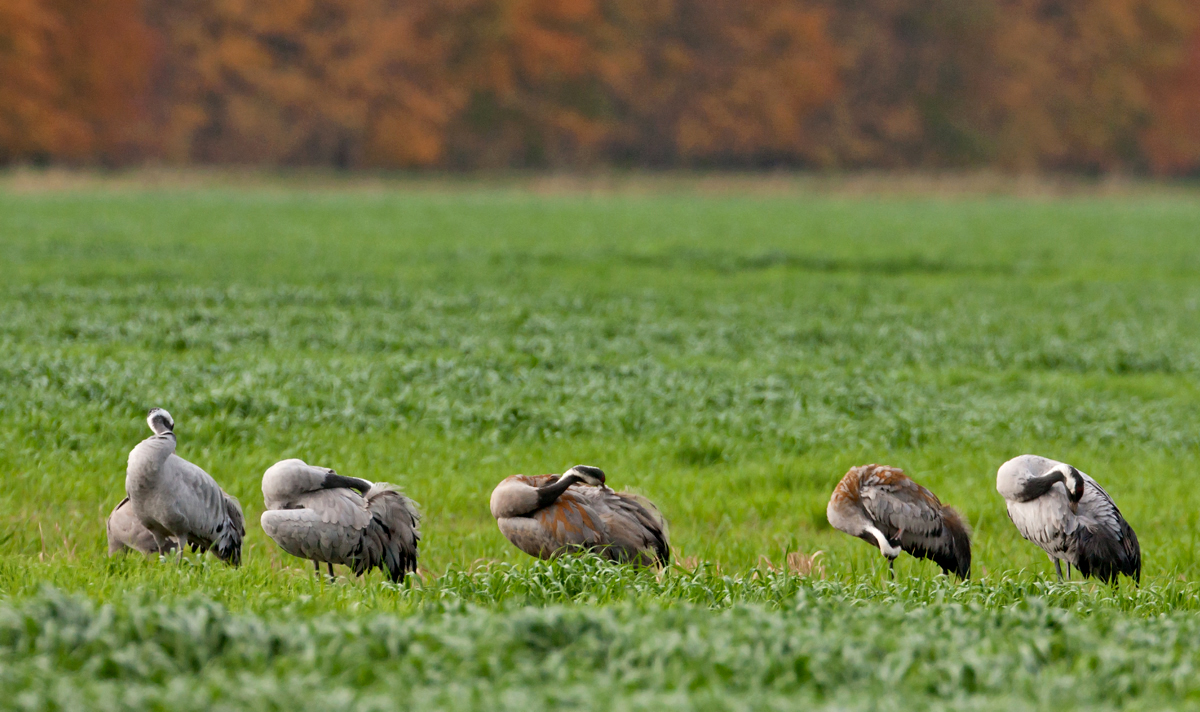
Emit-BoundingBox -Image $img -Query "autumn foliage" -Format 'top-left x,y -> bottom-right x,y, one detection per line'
0,0 -> 153,163
1,0 -> 1198,172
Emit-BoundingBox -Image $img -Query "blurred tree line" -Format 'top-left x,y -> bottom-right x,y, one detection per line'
2,0 -> 1198,173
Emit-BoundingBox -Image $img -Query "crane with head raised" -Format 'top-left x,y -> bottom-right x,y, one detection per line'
125,408 -> 244,565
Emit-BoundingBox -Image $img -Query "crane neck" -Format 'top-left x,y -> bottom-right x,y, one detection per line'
535,474 -> 581,508
1015,469 -> 1076,503
865,525 -> 902,559
126,431 -> 177,495
320,472 -> 372,495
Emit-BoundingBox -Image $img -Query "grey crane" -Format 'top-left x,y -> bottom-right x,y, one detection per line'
489,465 -> 669,567
260,458 -> 419,582
106,496 -> 177,556
996,454 -> 1140,584
827,464 -> 971,579
125,408 -> 245,565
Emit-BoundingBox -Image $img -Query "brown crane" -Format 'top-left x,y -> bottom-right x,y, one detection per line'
490,465 -> 669,567
827,464 -> 971,579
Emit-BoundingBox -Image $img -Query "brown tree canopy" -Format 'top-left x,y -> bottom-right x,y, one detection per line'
1,0 -> 1198,173
0,0 -> 152,163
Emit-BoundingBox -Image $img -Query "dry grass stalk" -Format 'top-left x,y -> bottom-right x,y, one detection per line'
757,551 -> 826,579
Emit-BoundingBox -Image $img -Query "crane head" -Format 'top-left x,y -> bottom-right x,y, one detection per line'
1062,465 -> 1085,503
564,465 -> 606,487
146,407 -> 174,435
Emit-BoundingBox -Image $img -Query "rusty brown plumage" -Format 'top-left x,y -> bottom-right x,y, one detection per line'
533,493 -> 602,538
490,467 -> 669,567
827,464 -> 971,579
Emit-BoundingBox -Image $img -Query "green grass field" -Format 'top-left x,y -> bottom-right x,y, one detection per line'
2,176 -> 1199,709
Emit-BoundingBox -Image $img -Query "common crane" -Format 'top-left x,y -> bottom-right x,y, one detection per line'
490,465 -> 669,566
996,454 -> 1140,583
125,408 -> 244,565
260,459 -> 419,582
827,464 -> 971,579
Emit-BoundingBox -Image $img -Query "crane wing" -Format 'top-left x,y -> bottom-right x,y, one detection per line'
858,469 -> 944,539
261,508 -> 365,564
531,491 -> 608,545
496,495 -> 607,560
222,492 -> 245,537
589,489 -> 670,566
291,488 -> 373,529
359,484 -> 420,580
164,454 -> 241,548
1074,475 -> 1141,583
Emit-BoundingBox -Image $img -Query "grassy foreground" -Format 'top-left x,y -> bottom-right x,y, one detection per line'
1,177 -> 1199,709
6,568 -> 1200,711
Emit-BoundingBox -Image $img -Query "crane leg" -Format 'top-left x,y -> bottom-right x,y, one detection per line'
1066,563 -> 1072,580
176,535 -> 187,565
327,563 -> 336,583
888,558 -> 896,580
1054,559 -> 1063,582
313,560 -> 321,577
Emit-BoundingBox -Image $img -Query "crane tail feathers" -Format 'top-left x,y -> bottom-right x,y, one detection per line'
1123,519 -> 1142,584
941,506 -> 972,580
211,492 -> 246,567
903,505 -> 971,580
353,484 -> 420,582
1076,517 -> 1141,585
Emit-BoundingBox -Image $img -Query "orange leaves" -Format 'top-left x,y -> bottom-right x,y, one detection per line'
816,0 -> 1200,173
468,0 -> 843,166
653,0 -> 839,162
2,0 -> 1200,172
1142,25 -> 1200,173
151,0 -> 463,166
995,0 -> 1200,173
4,0 -> 842,168
0,0 -> 152,162
513,0 -> 600,81
0,0 -> 70,160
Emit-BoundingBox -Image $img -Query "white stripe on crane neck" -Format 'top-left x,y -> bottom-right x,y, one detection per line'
866,525 -> 901,558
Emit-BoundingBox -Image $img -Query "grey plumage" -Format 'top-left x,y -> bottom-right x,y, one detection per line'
106,496 -> 176,556
490,465 -> 670,567
260,458 -> 420,582
997,454 -> 1140,584
124,408 -> 245,565
827,464 -> 971,579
